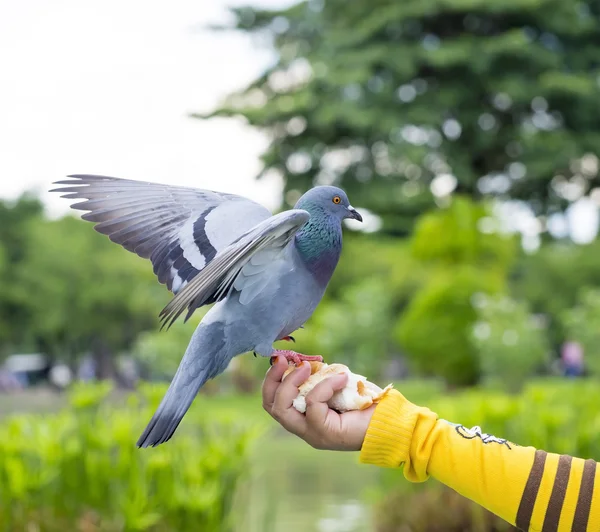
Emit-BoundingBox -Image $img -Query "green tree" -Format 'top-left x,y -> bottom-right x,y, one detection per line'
562,289 -> 600,377
203,0 -> 600,236
512,240 -> 600,346
395,197 -> 516,386
395,267 -> 484,386
410,197 -> 515,270
133,313 -> 204,380
296,278 -> 394,379
0,195 -> 44,354
12,215 -> 167,378
472,294 -> 549,391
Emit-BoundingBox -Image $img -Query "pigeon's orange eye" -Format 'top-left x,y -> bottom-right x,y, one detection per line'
332,196 -> 341,204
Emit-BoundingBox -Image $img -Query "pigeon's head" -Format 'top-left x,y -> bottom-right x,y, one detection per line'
295,186 -> 362,223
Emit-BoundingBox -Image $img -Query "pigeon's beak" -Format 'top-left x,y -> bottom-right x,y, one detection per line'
347,206 -> 363,222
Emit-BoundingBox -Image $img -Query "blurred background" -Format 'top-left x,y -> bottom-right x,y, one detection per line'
1,0 -> 600,530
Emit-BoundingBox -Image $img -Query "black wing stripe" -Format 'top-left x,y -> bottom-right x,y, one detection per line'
192,206 -> 218,264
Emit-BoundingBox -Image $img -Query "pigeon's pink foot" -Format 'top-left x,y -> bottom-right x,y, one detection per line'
271,350 -> 323,366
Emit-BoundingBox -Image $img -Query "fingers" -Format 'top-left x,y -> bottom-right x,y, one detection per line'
306,373 -> 348,405
261,355 -> 288,411
268,362 -> 312,438
262,360 -> 373,452
305,373 -> 348,429
272,361 -> 310,413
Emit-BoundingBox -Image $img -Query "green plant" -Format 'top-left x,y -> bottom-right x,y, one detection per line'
0,382 -> 258,531
133,312 -> 205,380
395,267 -> 484,386
395,198 -> 516,387
472,294 -> 549,391
512,242 -> 600,347
562,289 -> 600,377
294,278 -> 395,380
410,198 -> 515,271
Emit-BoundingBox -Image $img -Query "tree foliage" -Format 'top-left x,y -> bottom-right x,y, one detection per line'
0,194 -> 44,352
133,314 -> 204,380
472,295 -> 549,391
0,198 -> 168,377
562,290 -> 600,377
396,267 -> 484,386
512,240 -> 600,345
18,217 -> 165,359
395,197 -> 516,386
410,196 -> 516,269
294,278 -> 395,379
204,0 -> 600,236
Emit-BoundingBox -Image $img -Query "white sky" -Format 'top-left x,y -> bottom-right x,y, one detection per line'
0,0 -> 290,217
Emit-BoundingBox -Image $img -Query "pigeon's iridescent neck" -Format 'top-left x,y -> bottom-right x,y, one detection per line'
294,212 -> 342,286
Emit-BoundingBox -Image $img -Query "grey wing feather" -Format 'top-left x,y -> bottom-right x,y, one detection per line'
50,175 -> 271,295
159,209 -> 310,329
233,248 -> 282,306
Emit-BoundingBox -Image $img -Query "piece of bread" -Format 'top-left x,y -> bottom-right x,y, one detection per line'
282,361 -> 393,413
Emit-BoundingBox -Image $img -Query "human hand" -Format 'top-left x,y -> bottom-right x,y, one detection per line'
262,355 -> 376,451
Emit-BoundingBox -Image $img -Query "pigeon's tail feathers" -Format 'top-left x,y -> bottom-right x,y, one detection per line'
137,322 -> 228,448
136,370 -> 206,448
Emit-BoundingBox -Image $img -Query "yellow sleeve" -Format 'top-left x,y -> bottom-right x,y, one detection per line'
359,389 -> 600,532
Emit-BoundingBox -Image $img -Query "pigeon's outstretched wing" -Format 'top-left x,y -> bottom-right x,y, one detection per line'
159,210 -> 310,329
51,175 -> 271,296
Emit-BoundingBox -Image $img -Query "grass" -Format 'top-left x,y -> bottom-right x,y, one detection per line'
0,386 -> 385,532
3,377 -> 594,531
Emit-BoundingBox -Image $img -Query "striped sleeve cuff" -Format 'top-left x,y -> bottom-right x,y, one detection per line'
359,389 -> 422,468
515,451 -> 599,532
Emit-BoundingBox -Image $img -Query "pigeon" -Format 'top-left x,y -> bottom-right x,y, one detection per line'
51,175 -> 362,447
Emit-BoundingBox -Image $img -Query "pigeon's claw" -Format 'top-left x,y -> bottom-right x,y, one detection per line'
281,335 -> 295,343
272,350 -> 323,366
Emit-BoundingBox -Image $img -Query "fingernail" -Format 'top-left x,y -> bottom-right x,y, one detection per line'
333,374 -> 348,385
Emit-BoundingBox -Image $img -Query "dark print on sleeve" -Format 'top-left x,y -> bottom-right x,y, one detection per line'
441,421 -> 515,450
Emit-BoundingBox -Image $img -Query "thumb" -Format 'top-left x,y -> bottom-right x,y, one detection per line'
329,372 -> 349,392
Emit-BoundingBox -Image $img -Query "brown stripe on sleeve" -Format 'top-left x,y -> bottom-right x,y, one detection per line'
572,459 -> 597,531
542,455 -> 572,532
516,450 -> 548,531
